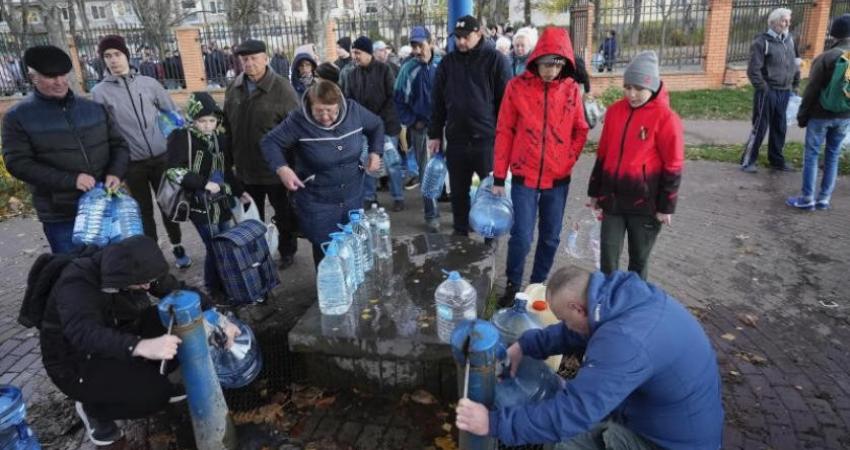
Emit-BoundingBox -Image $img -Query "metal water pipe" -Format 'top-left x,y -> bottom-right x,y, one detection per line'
447,0 -> 473,52
158,291 -> 236,450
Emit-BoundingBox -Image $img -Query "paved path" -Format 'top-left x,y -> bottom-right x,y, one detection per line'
1,156 -> 848,448
587,119 -> 807,145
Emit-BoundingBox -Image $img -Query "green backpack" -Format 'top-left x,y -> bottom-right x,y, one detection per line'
819,50 -> 850,113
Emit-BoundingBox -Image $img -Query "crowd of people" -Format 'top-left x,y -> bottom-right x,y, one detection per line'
7,7 -> 850,449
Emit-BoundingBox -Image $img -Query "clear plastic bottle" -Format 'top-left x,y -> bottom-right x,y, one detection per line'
382,137 -> 401,179
348,210 -> 374,272
203,311 -> 263,389
434,270 -> 478,343
375,207 -> 392,260
494,357 -> 562,409
329,232 -> 356,291
0,384 -> 41,449
491,293 -> 543,346
72,183 -> 112,247
110,190 -> 143,243
317,240 -> 353,315
421,153 -> 448,199
341,223 -> 365,285
366,203 -> 380,252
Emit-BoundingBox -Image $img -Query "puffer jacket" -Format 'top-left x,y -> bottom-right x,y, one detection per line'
587,85 -> 684,216
394,52 -> 443,127
91,73 -> 176,161
343,59 -> 401,136
224,67 -> 299,185
494,27 -> 589,190
2,90 -> 129,222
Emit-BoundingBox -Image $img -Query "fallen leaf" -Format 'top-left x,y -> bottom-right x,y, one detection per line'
314,395 -> 336,408
794,385 -> 804,391
729,370 -> 740,377
442,423 -> 452,432
721,333 -> 736,341
8,197 -> 21,212
434,435 -> 457,450
231,403 -> 285,425
738,313 -> 759,327
410,389 -> 437,405
292,386 -> 325,409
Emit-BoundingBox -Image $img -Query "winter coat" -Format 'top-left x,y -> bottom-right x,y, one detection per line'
166,128 -> 244,224
490,271 -> 724,449
260,88 -> 384,245
394,52 -> 443,127
428,37 -> 513,144
747,30 -> 800,91
223,67 -> 299,185
511,53 -> 528,76
587,85 -> 684,216
797,38 -> 850,126
290,53 -> 318,97
600,36 -> 617,61
91,73 -> 177,162
1,90 -> 129,222
494,28 -> 589,190
270,54 -> 291,80
39,237 -> 178,388
343,59 -> 401,136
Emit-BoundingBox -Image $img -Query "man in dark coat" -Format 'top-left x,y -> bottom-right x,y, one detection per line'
224,39 -> 301,268
2,45 -> 128,254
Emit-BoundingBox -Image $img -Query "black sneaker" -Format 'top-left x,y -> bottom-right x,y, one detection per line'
279,254 -> 295,270
499,282 -> 519,308
172,245 -> 192,269
75,402 -> 124,446
404,177 -> 420,190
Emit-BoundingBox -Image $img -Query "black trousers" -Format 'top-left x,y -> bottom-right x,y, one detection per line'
52,307 -> 178,421
244,183 -> 298,257
599,213 -> 661,280
445,140 -> 494,234
126,154 -> 183,245
741,88 -> 791,168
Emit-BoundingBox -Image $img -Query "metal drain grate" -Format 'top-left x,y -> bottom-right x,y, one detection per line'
223,324 -> 296,412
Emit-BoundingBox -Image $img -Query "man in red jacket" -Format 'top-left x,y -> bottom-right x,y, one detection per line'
493,27 -> 589,305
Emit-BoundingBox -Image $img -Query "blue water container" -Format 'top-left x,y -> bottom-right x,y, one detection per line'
421,153 -> 448,199
490,293 -> 543,346
109,190 -> 143,243
0,385 -> 41,450
204,311 -> 263,389
72,183 -> 112,247
494,357 -> 562,409
157,110 -> 185,138
469,182 -> 513,238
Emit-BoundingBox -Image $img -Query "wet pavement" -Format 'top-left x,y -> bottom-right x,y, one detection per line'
1,155 -> 849,448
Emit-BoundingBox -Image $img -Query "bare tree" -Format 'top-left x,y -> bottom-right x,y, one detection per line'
127,0 -> 181,56
655,0 -> 683,64
381,0 -> 407,50
630,0 -> 643,46
224,0 -> 269,42
307,0 -> 333,59
524,0 -> 532,24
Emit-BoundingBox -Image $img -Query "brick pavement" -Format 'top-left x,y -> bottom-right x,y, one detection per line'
1,156 -> 849,448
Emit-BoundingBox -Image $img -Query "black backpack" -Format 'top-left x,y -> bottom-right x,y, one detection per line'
18,246 -> 96,329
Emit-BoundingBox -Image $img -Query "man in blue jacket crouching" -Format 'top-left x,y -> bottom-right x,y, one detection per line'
456,265 -> 724,449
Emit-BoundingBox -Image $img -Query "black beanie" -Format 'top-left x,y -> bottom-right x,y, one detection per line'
98,34 -> 131,61
352,36 -> 373,55
337,37 -> 352,53
316,62 -> 340,84
831,14 -> 850,40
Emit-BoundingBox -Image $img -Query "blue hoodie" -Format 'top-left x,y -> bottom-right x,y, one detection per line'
393,52 -> 442,127
290,53 -> 318,96
490,271 -> 723,449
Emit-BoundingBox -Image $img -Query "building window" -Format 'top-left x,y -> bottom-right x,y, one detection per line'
90,5 -> 107,19
209,1 -> 217,13
182,0 -> 196,9
61,8 -> 69,20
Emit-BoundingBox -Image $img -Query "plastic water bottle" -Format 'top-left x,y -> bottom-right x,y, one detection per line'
375,207 -> 392,260
110,190 -> 143,243
203,311 -> 263,389
72,183 -> 112,247
366,203 -> 381,249
317,240 -> 353,315
494,357 -> 562,410
329,232 -> 357,290
491,293 -> 543,346
434,270 -> 478,343
341,223 -> 365,285
421,153 -> 448,199
157,110 -> 185,138
786,94 -> 801,126
0,385 -> 41,450
469,181 -> 513,238
348,210 -> 374,272
382,137 -> 401,179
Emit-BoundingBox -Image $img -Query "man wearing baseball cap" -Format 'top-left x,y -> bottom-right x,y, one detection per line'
428,15 -> 513,237
2,45 -> 129,253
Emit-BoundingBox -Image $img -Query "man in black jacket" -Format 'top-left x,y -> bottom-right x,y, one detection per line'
40,236 -> 238,446
2,45 -> 128,254
427,15 -> 512,235
344,36 -> 406,211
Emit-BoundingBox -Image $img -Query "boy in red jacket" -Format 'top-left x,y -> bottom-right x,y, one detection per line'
587,51 -> 684,280
493,27 -> 589,305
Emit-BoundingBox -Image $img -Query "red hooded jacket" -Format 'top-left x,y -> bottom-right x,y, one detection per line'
587,85 -> 684,215
493,27 -> 589,189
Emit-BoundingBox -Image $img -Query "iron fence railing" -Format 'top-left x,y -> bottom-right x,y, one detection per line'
334,12 -> 449,55
826,0 -> 850,50
0,33 -> 49,96
727,0 -> 814,64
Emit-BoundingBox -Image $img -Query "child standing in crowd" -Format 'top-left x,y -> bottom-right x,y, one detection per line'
166,92 -> 251,299
600,30 -> 617,72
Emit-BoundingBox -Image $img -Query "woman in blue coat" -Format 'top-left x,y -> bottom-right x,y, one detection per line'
261,80 -> 384,265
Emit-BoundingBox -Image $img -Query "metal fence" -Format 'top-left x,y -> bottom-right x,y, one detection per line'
569,0 -> 590,64
727,0 -> 814,64
826,0 -> 850,49
334,12 -> 450,55
591,0 -> 710,70
0,33 -> 49,96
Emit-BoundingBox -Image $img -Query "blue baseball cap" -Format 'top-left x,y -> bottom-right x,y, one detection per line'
410,26 -> 431,44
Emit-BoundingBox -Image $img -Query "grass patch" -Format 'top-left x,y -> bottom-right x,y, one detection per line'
0,155 -> 31,219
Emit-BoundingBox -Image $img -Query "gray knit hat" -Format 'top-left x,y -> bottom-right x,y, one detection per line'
624,51 -> 660,93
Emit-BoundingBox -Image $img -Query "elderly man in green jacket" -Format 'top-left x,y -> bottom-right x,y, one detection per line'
224,39 -> 300,269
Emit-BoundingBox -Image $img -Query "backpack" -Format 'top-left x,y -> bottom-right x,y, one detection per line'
819,50 -> 850,113
18,246 -> 96,329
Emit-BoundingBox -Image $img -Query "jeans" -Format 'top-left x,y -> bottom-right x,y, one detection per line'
364,135 -> 404,202
800,117 -> 850,203
125,154 -> 183,245
554,420 -> 659,450
506,183 -> 569,287
410,127 -> 439,220
42,220 -> 80,254
445,139 -> 494,234
741,88 -> 791,168
600,213 -> 661,280
191,217 -> 233,293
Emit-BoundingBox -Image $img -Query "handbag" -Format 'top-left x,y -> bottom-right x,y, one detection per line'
584,96 -> 606,130
156,131 -> 192,222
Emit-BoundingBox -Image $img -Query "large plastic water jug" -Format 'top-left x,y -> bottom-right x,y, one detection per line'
340,223 -> 365,285
109,190 -> 143,243
421,153 -> 448,199
523,283 -> 563,371
329,232 -> 356,291
786,94 -> 801,126
494,357 -> 562,409
0,385 -> 40,450
469,179 -> 513,238
72,183 -> 112,247
317,240 -> 353,315
435,271 -> 478,343
157,110 -> 185,138
348,210 -> 374,272
374,207 -> 392,260
470,173 -> 511,200
491,293 -> 543,346
204,311 -> 262,389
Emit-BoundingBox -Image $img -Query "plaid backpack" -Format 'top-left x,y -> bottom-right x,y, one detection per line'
212,219 -> 279,305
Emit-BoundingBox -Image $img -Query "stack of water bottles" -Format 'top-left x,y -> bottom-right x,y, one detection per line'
469,174 -> 514,238
317,205 -> 393,316
73,184 -> 143,247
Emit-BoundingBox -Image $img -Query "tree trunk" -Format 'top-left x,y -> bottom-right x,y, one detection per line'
307,0 -> 331,59
75,0 -> 91,39
41,1 -> 80,92
524,0 -> 532,25
630,0 -> 642,47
